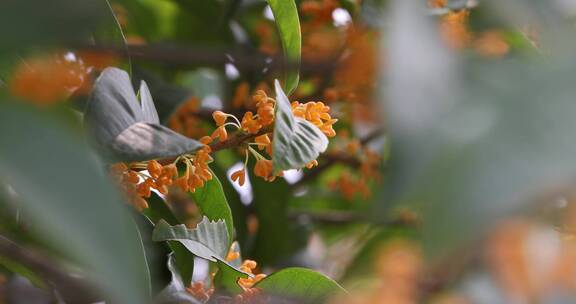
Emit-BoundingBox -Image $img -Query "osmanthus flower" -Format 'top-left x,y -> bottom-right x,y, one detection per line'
215,80 -> 334,186
86,67 -> 216,210
167,97 -> 207,139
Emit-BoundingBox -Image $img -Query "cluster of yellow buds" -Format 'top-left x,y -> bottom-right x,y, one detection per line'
209,88 -> 337,186
168,97 -> 207,139
110,147 -> 213,211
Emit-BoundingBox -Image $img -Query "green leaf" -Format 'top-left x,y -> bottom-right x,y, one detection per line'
111,122 -> 203,161
272,80 -> 328,173
255,268 -> 345,303
189,173 -> 234,245
152,217 -> 249,293
0,102 -> 150,303
156,254 -> 202,304
141,194 -> 195,287
384,0 -> 576,257
213,258 -> 249,294
85,67 -> 203,162
169,241 -> 195,289
152,217 -> 228,261
266,0 -> 301,95
0,255 -> 46,289
142,193 -> 179,226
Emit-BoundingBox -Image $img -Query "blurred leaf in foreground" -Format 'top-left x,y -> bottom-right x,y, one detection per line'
0,0 -> 105,53
384,0 -> 576,257
0,101 -> 150,303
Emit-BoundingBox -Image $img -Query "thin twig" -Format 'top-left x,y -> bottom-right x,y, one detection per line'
209,126 -> 272,154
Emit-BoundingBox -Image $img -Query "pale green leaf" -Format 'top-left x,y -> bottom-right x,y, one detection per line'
266,0 -> 301,95
272,80 -> 328,173
255,267 -> 345,303
152,217 -> 228,261
189,173 -> 234,245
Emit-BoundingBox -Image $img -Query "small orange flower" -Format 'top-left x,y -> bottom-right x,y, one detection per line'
137,178 -> 155,198
305,160 -> 318,169
10,53 -> 88,105
186,281 -> 213,302
254,134 -> 271,151
226,249 -> 241,262
212,111 -> 228,126
292,101 -> 337,137
211,126 -> 228,141
200,136 -> 213,145
241,112 -> 262,134
237,259 -> 266,290
231,169 -> 246,186
257,102 -> 275,126
233,82 -> 250,108
252,90 -> 269,107
168,97 -> 205,139
254,159 -> 274,181
147,160 -> 163,179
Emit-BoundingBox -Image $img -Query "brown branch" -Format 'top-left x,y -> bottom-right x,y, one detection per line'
209,126 -> 272,154
0,235 -> 101,303
75,44 -> 337,73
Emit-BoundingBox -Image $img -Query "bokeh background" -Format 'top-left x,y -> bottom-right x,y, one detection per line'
3,0 -> 576,303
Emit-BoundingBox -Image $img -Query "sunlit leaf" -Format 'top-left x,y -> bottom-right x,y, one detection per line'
266,0 -> 301,95
213,258 -> 249,294
189,173 -> 234,245
272,80 -> 328,173
152,217 -> 228,261
255,267 -> 345,303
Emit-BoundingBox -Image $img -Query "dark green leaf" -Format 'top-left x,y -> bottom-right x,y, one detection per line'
85,67 -> 143,145
266,0 -> 301,95
111,122 -> 203,161
85,67 -> 202,161
152,218 -> 228,261
0,102 -> 150,303
156,254 -> 202,304
272,80 -> 328,173
142,193 -> 179,226
255,267 -> 345,303
213,258 -> 249,294
142,193 -> 195,287
189,173 -> 234,245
